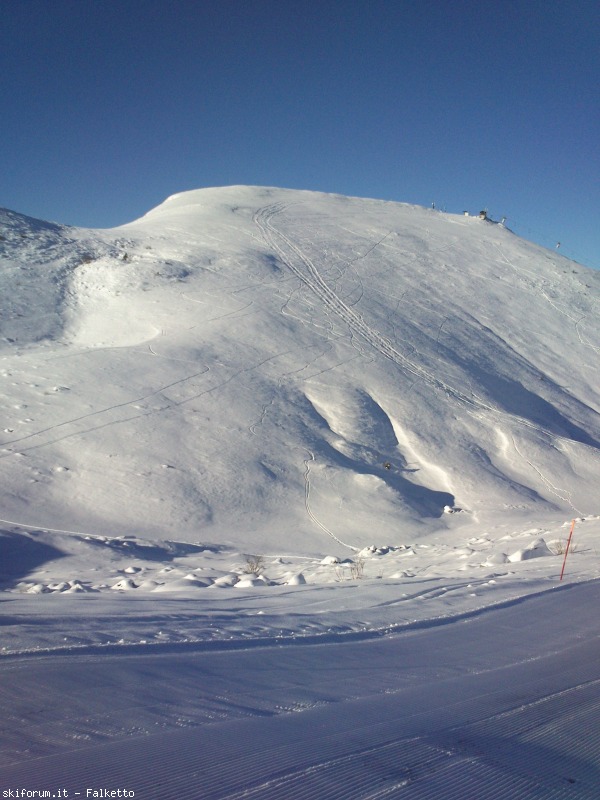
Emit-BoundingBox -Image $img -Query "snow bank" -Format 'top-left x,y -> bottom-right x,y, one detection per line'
508,538 -> 554,562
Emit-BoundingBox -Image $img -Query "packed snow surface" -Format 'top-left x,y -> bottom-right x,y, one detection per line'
1,186 -> 599,797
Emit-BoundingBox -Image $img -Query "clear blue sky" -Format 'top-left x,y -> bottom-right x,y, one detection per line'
2,0 -> 598,268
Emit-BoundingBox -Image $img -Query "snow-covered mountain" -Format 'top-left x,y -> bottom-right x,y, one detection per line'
1,186 -> 599,554
3,188 -> 600,796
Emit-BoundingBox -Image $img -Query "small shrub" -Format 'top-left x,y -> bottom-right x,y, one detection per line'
333,558 -> 365,582
244,555 -> 265,575
551,539 -> 579,555
350,558 -> 365,579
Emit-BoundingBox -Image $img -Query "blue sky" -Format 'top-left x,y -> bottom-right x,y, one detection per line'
2,0 -> 598,268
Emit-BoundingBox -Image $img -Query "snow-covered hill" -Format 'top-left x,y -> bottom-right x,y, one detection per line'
1,186 -> 599,555
2,188 -> 600,797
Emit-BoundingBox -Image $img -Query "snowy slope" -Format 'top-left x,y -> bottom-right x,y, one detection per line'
4,582 -> 600,798
2,187 -> 600,797
1,186 -> 599,555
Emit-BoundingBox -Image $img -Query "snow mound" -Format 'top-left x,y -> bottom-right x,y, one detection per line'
508,538 -> 554,562
152,576 -> 213,592
285,573 -> 307,585
235,575 -> 271,588
482,552 -> 509,566
212,574 -> 240,587
112,578 -> 138,591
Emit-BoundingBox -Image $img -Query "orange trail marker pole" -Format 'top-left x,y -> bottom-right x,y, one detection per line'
559,519 -> 576,581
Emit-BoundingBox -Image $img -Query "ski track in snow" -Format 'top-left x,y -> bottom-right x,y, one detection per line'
0,344 -> 299,466
254,203 -> 466,399
254,202 -> 600,522
254,203 -> 600,453
0,364 -> 211,453
509,433 -> 584,516
303,450 -> 357,551
2,581 -> 599,799
494,242 -> 600,358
